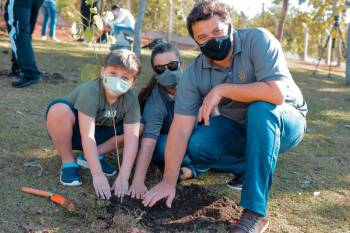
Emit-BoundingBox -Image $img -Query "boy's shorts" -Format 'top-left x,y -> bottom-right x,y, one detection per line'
46,99 -> 124,151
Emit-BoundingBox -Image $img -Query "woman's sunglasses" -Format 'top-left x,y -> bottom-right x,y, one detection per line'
153,61 -> 180,74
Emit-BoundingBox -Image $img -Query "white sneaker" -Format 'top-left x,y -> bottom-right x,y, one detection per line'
41,36 -> 47,40
51,37 -> 61,42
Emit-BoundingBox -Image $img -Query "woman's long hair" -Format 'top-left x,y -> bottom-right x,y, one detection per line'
138,42 -> 182,113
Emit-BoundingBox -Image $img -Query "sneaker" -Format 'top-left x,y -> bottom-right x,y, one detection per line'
227,175 -> 243,192
76,153 -> 117,177
230,209 -> 269,233
60,166 -> 82,186
41,36 -> 47,40
9,68 -> 21,77
12,76 -> 42,88
179,167 -> 193,181
51,37 -> 61,42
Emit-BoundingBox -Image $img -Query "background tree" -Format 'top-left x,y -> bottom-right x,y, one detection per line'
276,0 -> 289,41
133,0 -> 147,57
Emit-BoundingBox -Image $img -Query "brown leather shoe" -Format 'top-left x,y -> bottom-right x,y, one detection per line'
230,209 -> 269,233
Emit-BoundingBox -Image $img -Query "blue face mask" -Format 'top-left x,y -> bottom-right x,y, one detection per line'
155,70 -> 181,88
103,75 -> 131,95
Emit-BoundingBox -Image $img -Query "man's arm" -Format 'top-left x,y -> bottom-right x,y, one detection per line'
198,80 -> 285,125
142,114 -> 196,207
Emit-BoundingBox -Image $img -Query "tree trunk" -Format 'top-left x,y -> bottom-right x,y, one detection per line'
332,0 -> 342,67
133,0 -> 147,57
276,0 -> 289,41
302,23 -> 308,61
99,0 -> 104,15
346,23 -> 350,85
126,0 -> 131,10
167,0 -> 174,42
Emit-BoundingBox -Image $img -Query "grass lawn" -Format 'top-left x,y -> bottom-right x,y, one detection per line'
0,36 -> 349,233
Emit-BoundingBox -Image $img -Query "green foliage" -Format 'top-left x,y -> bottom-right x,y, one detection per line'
81,64 -> 100,81
83,27 -> 95,43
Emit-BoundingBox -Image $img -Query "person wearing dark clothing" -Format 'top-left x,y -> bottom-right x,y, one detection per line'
4,0 -> 44,88
80,0 -> 98,31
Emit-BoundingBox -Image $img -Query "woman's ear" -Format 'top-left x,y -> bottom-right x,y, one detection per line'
100,67 -> 105,79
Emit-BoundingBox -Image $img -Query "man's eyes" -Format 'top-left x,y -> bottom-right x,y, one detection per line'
214,28 -> 224,35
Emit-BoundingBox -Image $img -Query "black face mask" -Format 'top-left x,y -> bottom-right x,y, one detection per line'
199,24 -> 232,61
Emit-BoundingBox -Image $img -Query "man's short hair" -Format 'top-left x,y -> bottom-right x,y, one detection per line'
111,4 -> 120,11
186,0 -> 231,38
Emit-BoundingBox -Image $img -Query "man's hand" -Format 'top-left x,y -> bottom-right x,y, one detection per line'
128,180 -> 148,199
198,86 -> 222,125
92,175 -> 111,200
111,175 -> 129,198
142,181 -> 176,208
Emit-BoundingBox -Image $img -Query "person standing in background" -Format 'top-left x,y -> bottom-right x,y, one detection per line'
4,0 -> 44,88
80,0 -> 98,31
41,0 -> 59,42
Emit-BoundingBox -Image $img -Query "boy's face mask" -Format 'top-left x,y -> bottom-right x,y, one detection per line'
103,75 -> 131,95
155,70 -> 181,88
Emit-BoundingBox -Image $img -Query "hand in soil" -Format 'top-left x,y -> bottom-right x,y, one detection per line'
142,181 -> 176,208
111,175 -> 129,198
128,180 -> 148,199
92,175 -> 111,200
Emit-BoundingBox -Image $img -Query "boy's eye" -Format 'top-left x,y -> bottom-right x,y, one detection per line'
121,76 -> 128,81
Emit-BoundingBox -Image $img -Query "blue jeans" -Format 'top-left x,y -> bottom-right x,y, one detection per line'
112,25 -> 134,36
187,101 -> 306,216
41,1 -> 57,37
152,134 -> 207,178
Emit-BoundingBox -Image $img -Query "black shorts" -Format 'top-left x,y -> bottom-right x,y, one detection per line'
46,99 -> 124,151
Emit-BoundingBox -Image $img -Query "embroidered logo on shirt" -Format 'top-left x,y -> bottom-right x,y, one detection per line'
239,70 -> 246,82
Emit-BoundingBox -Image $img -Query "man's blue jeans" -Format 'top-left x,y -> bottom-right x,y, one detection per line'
152,134 -> 207,178
41,1 -> 57,38
187,101 -> 306,216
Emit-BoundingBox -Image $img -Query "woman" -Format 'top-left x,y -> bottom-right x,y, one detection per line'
128,42 -> 206,199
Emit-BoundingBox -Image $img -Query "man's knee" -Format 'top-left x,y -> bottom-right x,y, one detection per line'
247,101 -> 279,125
187,132 -> 212,164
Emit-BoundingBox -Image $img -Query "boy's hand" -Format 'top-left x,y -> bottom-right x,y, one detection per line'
128,180 -> 148,199
92,175 -> 111,200
111,176 -> 129,198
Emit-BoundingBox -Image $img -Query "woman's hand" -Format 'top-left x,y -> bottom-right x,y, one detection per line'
128,180 -> 148,199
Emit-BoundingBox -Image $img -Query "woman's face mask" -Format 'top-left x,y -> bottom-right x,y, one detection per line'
155,70 -> 181,88
103,75 -> 131,95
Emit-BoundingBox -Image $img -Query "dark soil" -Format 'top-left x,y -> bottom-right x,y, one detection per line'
0,69 -> 67,84
105,184 -> 241,233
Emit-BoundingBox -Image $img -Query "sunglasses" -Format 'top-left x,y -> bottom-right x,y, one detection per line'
153,61 -> 180,74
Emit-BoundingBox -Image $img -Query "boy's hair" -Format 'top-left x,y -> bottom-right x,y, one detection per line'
103,49 -> 141,78
186,0 -> 231,38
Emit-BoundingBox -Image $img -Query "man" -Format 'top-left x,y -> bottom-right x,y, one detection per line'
4,0 -> 44,88
142,1 -> 307,232
109,4 -> 135,35
104,5 -> 135,50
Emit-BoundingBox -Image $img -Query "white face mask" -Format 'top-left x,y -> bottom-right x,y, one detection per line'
103,75 -> 131,95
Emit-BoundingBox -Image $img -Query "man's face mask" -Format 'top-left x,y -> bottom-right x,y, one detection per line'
103,75 -> 131,95
155,70 -> 181,88
198,24 -> 232,61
